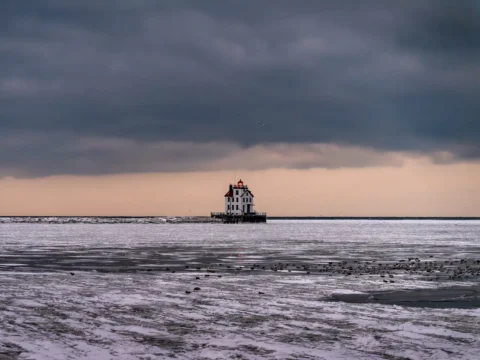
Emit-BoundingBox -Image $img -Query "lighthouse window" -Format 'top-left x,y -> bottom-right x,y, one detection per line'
235,190 -> 239,195
236,205 -> 239,210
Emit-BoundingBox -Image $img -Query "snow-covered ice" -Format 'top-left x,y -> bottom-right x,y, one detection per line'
0,219 -> 479,359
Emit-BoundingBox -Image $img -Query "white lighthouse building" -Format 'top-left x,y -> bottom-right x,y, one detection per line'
224,179 -> 255,215
211,179 -> 266,223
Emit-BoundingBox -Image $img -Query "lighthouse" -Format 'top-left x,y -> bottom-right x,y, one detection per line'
211,179 -> 267,223
224,179 -> 255,215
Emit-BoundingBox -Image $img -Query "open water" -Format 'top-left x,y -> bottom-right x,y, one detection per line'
0,219 -> 479,359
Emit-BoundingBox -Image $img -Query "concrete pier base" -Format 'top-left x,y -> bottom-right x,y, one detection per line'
211,212 -> 267,223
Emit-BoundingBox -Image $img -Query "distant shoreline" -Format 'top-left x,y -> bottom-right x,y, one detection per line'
0,216 -> 479,221
271,216 -> 480,220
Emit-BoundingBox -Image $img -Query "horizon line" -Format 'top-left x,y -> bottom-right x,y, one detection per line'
0,215 -> 479,220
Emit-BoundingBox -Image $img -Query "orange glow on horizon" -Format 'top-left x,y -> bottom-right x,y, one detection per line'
0,158 -> 479,217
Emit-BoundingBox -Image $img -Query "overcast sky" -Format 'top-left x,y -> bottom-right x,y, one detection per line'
1,0 -> 479,177
0,1 -> 479,215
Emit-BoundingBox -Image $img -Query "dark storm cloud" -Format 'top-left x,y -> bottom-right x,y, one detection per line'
0,132 -> 405,178
0,0 -> 479,176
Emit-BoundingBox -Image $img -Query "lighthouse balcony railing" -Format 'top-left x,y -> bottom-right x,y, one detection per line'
211,212 -> 225,216
211,211 -> 266,217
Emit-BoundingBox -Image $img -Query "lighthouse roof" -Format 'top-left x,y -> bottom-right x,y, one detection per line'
241,189 -> 254,197
224,190 -> 233,197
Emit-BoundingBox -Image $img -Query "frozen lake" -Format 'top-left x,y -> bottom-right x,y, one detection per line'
0,220 -> 479,359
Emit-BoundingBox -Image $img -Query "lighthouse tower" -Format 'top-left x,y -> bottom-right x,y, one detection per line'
211,179 -> 266,223
224,179 -> 254,215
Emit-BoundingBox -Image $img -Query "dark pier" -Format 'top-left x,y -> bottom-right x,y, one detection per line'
211,212 -> 267,223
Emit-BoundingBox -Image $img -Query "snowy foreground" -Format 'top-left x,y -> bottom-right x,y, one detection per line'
0,220 -> 479,359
